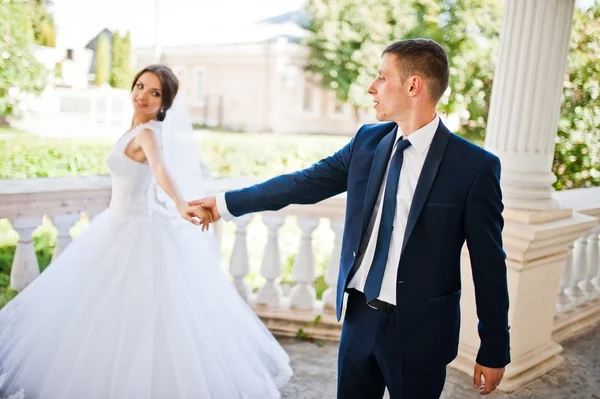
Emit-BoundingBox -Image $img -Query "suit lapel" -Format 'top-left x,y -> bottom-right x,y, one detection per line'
401,122 -> 451,253
360,126 -> 397,238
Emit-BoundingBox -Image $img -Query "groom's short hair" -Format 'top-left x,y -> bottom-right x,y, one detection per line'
383,39 -> 449,103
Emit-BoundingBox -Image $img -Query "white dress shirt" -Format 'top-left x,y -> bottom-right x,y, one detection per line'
217,116 -> 440,305
347,116 -> 439,305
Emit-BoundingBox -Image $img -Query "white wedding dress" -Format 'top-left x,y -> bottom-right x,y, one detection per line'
0,120 -> 292,399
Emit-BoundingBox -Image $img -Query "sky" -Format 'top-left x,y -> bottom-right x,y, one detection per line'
51,0 -> 307,49
51,0 -> 596,49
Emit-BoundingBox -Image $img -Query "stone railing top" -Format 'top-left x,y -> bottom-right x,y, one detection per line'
0,176 -> 112,195
0,175 -> 348,220
553,187 -> 600,217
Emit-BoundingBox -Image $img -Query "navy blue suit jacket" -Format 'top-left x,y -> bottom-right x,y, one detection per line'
225,121 -> 510,369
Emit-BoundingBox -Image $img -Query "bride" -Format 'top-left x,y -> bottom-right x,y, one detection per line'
0,65 -> 292,399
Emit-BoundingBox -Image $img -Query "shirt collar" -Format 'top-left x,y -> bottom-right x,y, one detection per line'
395,114 -> 440,155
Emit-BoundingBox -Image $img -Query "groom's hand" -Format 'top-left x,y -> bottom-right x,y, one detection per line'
188,196 -> 221,223
473,363 -> 504,395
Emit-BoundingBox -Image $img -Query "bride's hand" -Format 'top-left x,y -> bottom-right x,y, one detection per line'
177,204 -> 212,230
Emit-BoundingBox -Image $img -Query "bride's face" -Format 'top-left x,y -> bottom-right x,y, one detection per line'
131,72 -> 163,118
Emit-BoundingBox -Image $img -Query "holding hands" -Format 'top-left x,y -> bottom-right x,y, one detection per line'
177,203 -> 212,230
188,197 -> 221,223
176,196 -> 221,230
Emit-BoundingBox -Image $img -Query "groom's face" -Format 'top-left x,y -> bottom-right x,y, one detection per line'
368,53 -> 411,123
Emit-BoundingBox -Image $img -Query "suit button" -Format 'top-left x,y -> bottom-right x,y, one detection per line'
353,251 -> 356,257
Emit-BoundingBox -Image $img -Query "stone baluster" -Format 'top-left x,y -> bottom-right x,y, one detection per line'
556,242 -> 574,313
290,218 -> 319,310
51,214 -> 81,260
587,223 -> 600,298
574,234 -> 594,302
229,215 -> 253,301
10,217 -> 42,292
256,215 -> 285,308
212,219 -> 225,249
565,240 -> 585,307
322,220 -> 344,312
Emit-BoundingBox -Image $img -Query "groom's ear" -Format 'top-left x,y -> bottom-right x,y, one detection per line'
407,76 -> 423,97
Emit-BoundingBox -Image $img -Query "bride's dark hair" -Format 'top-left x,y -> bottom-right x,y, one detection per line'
131,64 -> 179,121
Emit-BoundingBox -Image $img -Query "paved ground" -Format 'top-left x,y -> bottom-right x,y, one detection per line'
279,326 -> 600,399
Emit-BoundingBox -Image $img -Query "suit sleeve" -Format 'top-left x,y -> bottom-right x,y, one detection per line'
465,155 -> 511,368
224,130 -> 359,217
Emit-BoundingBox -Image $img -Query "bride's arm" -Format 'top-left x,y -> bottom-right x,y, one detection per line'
136,128 -> 211,229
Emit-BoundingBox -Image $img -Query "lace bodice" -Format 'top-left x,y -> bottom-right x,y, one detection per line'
105,120 -> 162,217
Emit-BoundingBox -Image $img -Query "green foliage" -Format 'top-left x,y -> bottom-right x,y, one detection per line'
296,327 -> 309,340
0,1 -> 47,116
553,2 -> 600,190
0,131 -> 350,179
304,0 -> 503,142
305,0 -> 599,189
110,31 -> 132,89
0,135 -> 112,178
94,33 -> 111,86
29,0 -> 56,47
199,132 -> 349,179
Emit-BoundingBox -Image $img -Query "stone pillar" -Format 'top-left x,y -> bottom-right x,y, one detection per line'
484,0 -> 576,211
451,0 -> 598,392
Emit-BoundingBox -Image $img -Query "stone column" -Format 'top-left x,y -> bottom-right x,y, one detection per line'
484,0 -> 576,211
451,0 -> 598,392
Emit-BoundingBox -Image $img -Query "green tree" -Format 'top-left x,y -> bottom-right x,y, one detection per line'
29,0 -> 56,47
110,31 -> 132,89
94,33 -> 110,86
553,1 -> 600,190
0,1 -> 46,118
304,0 -> 503,142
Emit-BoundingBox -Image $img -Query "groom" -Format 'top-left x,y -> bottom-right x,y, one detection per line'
193,39 -> 510,398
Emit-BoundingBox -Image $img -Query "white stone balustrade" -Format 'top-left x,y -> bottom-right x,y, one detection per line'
552,187 -> 600,343
0,176 -> 346,324
554,187 -> 600,312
